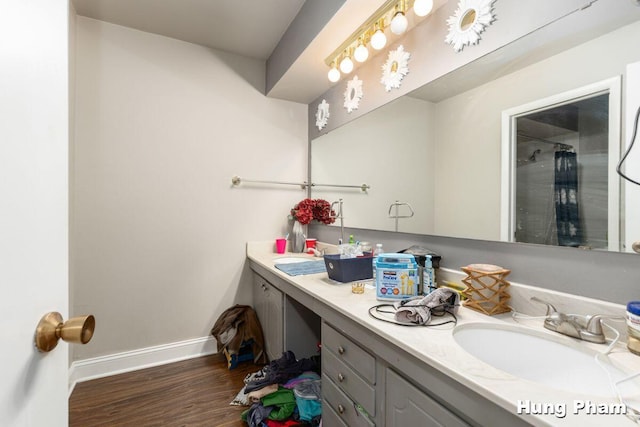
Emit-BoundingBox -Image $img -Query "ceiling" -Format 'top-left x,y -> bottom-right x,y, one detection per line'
71,0 -> 363,104
71,0 -> 444,104
72,0 -> 457,104
72,0 -> 307,61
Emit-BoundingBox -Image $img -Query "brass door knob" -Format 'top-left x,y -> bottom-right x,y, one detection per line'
35,312 -> 95,352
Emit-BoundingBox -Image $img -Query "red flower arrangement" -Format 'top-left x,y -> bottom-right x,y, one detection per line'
290,198 -> 336,225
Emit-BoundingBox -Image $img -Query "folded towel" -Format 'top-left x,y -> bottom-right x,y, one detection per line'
394,288 -> 460,325
275,260 -> 326,276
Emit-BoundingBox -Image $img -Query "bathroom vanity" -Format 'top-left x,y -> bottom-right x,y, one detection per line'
247,241 -> 640,426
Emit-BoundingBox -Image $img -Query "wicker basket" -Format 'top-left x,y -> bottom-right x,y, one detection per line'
461,264 -> 511,316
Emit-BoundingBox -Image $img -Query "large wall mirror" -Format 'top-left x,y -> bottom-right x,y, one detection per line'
311,9 -> 640,254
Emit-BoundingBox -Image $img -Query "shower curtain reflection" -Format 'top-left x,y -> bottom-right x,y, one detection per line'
554,150 -> 583,247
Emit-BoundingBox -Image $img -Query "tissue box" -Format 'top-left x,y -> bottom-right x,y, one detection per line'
324,254 -> 373,283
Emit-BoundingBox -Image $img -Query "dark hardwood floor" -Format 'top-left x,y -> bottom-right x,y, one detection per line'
69,354 -> 260,427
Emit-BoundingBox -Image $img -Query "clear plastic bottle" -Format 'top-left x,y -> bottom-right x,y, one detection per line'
372,243 -> 384,284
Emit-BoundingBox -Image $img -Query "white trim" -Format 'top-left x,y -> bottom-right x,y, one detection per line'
68,335 -> 218,397
500,77 -> 622,248
500,110 -> 515,241
608,76 -> 622,252
624,62 -> 640,253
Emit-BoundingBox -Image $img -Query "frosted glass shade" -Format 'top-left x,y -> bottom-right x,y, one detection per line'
390,12 -> 408,35
371,29 -> 387,50
354,44 -> 369,62
339,56 -> 354,74
327,66 -> 340,82
413,0 -> 434,16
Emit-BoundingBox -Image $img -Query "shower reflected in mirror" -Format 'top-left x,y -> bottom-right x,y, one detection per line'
503,78 -> 621,251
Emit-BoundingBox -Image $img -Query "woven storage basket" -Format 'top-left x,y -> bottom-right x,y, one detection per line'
461,264 -> 511,316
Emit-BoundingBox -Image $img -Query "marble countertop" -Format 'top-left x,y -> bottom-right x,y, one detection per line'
247,241 -> 640,426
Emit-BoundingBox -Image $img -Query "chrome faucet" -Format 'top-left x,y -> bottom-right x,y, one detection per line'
330,199 -> 345,243
531,297 -> 607,344
308,247 -> 325,257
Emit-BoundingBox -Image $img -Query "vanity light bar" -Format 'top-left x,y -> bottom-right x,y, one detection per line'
325,0 -> 433,82
325,0 -> 398,68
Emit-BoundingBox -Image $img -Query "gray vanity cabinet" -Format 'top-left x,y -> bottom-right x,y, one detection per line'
385,368 -> 469,427
252,272 -> 321,361
322,321 -> 469,427
322,322 -> 376,426
253,274 -> 284,362
248,259 -> 528,427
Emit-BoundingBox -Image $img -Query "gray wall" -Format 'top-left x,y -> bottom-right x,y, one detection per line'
309,224 -> 639,305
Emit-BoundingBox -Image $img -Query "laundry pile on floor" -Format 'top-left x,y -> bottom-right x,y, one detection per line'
231,350 -> 322,427
210,304 -> 268,368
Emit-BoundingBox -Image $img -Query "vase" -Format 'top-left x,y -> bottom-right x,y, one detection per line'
291,221 -> 306,253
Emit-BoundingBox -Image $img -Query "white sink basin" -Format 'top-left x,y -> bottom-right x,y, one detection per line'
453,322 -> 638,397
273,256 -> 312,264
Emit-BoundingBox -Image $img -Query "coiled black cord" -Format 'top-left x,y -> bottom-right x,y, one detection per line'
617,105 -> 640,186
367,302 -> 458,327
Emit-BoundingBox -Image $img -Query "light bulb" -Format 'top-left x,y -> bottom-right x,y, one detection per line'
370,29 -> 387,50
390,12 -> 408,35
327,64 -> 340,82
354,43 -> 369,62
339,56 -> 354,74
413,0 -> 434,17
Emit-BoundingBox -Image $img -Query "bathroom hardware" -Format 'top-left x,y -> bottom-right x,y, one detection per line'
529,149 -> 542,162
231,176 -> 308,189
308,248 -> 325,257
231,176 -> 370,192
517,133 -> 574,151
35,312 -> 95,352
388,200 -> 414,232
330,199 -> 345,243
531,297 -> 611,344
313,182 -> 370,192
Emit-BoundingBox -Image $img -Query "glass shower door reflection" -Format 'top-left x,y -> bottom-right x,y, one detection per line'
514,93 -> 610,250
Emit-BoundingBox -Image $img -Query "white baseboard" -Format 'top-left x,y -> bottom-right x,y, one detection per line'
68,335 -> 218,396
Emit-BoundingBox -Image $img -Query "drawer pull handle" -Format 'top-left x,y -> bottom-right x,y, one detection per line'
338,404 -> 345,414
337,346 -> 345,355
338,373 -> 345,382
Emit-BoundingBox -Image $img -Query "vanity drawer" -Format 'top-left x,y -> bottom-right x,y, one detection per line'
323,375 -> 375,427
322,401 -> 349,427
322,322 -> 375,383
323,346 -> 376,416
386,368 -> 469,427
